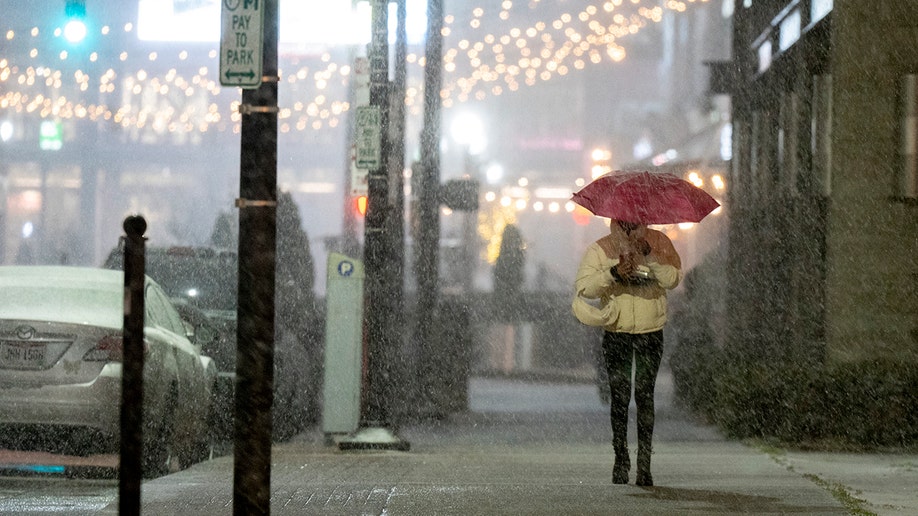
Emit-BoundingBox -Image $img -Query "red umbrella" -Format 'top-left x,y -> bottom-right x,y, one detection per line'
571,170 -> 721,224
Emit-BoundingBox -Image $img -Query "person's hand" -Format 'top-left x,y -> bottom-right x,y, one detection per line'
633,238 -> 651,256
614,252 -> 636,280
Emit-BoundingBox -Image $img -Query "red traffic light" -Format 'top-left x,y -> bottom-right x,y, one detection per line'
355,195 -> 368,217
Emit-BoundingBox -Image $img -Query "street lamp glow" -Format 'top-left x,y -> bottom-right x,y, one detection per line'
63,19 -> 87,43
687,171 -> 704,188
485,163 -> 504,184
591,148 -> 611,161
450,112 -> 486,155
0,121 -> 13,142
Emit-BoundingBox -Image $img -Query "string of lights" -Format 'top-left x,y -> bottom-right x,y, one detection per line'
0,1 -> 708,139
439,0 -> 708,106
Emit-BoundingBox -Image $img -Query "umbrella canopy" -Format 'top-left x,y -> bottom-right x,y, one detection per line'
571,170 -> 720,224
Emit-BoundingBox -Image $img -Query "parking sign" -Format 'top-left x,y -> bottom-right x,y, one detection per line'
355,106 -> 381,170
219,0 -> 264,88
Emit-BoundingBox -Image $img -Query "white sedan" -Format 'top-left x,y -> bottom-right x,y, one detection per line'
0,266 -> 215,477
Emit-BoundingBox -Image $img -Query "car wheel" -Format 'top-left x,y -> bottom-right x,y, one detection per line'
210,376 -> 234,444
143,386 -> 177,479
178,375 -> 219,468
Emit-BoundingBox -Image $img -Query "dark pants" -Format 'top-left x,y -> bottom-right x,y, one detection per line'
601,330 -> 664,454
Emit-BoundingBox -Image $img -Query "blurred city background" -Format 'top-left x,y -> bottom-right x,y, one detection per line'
0,0 -> 729,291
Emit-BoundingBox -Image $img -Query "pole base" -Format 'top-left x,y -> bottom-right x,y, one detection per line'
337,427 -> 411,452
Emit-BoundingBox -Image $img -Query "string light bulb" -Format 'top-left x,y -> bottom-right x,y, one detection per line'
0,0 -> 710,137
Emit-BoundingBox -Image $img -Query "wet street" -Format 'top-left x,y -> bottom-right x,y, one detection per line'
0,372 -> 705,514
2,372 -> 913,514
0,372 -> 845,515
0,477 -> 116,515
0,448 -> 118,514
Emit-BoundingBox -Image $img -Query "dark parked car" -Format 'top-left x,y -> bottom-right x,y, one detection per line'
103,242 -> 320,440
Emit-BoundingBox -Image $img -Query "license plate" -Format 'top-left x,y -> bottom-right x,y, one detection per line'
0,341 -> 47,369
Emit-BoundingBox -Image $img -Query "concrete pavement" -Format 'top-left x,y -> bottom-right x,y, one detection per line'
100,375 -> 917,515
778,450 -> 918,515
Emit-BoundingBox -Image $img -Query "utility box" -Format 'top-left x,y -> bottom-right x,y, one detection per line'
321,253 -> 365,438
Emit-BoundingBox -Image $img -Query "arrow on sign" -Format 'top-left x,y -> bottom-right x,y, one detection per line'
225,69 -> 256,81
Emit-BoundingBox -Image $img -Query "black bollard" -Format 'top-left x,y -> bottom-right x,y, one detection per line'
119,215 -> 146,515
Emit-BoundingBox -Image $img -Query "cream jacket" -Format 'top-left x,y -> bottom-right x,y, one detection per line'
573,225 -> 682,334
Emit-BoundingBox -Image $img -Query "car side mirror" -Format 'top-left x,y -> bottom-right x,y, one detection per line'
183,320 -> 195,340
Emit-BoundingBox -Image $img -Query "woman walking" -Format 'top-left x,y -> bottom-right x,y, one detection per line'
573,219 -> 682,486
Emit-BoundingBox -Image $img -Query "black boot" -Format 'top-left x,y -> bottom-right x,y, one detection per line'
635,446 -> 652,487
612,446 -> 630,484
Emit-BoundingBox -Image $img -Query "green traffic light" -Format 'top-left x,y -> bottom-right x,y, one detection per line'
64,0 -> 87,43
63,19 -> 87,43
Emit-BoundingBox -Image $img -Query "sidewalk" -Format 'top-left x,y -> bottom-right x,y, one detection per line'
779,450 -> 918,515
101,376 -> 916,515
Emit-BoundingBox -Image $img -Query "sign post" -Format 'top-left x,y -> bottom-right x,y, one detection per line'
220,0 -> 265,89
338,0 -> 409,453
229,0 -> 277,512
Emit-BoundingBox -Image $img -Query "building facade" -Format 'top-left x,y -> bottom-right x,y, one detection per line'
668,0 -> 918,445
728,0 -> 918,367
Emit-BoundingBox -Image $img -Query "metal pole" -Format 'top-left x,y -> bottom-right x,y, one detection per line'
339,0 -> 409,451
416,0 -> 443,415
364,0 -> 392,429
389,0 -> 408,410
119,215 -> 146,516
233,0 -> 278,513
341,0 -> 363,256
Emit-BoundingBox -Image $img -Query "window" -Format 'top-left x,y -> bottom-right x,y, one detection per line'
145,283 -> 184,335
758,40 -> 773,73
811,0 -> 833,24
779,9 -> 801,51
